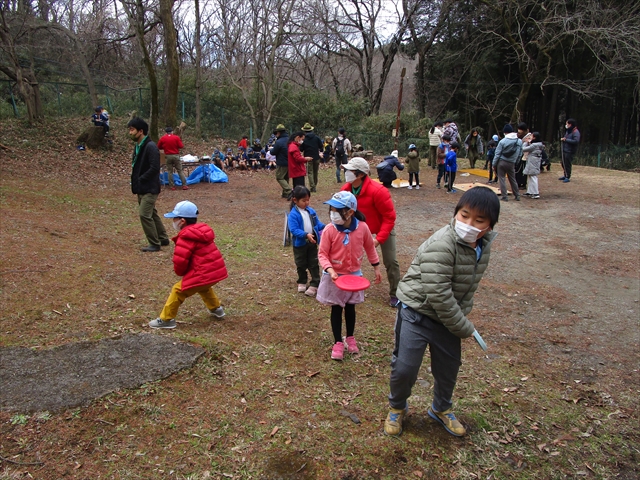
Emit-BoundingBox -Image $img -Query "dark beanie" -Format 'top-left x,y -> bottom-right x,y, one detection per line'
503,124 -> 514,134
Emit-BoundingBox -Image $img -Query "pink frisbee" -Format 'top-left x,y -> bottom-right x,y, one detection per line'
335,275 -> 371,292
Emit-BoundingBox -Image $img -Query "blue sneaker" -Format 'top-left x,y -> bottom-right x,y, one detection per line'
558,176 -> 566,181
428,405 -> 466,436
563,178 -> 571,183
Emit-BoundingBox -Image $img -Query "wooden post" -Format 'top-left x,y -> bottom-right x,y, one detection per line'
56,83 -> 62,116
394,68 -> 406,151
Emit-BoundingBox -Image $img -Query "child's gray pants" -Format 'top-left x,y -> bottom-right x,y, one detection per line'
388,305 -> 461,413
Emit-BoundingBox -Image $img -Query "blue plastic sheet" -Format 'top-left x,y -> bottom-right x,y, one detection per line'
160,164 -> 228,185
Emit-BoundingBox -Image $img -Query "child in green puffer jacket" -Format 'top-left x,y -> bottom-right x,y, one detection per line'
383,186 -> 500,438
406,144 -> 420,189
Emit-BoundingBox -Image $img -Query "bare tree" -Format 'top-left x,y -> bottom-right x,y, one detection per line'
121,0 -> 160,139
0,7 -> 44,123
478,0 -> 640,123
310,0 -> 417,115
211,0 -> 296,140
159,0 -> 178,127
405,0 -> 451,118
193,0 -> 203,135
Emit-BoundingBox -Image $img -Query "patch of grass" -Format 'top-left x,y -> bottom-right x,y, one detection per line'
10,414 -> 29,425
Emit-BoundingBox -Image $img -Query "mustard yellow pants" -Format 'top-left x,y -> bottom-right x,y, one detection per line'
159,280 -> 221,320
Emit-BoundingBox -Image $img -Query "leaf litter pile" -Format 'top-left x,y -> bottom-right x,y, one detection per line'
0,117 -> 638,479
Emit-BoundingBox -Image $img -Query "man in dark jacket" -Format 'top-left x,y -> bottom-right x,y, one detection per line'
270,124 -> 290,198
560,118 -> 580,183
301,122 -> 324,192
128,117 -> 169,252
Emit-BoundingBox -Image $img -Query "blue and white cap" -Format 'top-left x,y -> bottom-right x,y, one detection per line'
408,144 -> 416,150
164,200 -> 198,219
324,191 -> 357,211
492,134 -> 499,142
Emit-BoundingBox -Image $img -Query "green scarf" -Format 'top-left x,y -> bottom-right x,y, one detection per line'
132,136 -> 149,167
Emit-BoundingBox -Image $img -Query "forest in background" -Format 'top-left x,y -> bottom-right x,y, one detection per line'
1,0 -> 639,149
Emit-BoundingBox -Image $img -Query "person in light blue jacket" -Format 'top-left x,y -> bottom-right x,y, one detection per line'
288,186 -> 326,297
492,124 -> 523,202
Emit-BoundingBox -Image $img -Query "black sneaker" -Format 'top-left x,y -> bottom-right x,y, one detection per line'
141,245 -> 161,252
160,239 -> 170,246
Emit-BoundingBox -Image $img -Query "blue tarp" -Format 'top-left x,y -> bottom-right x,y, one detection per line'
160,164 -> 228,185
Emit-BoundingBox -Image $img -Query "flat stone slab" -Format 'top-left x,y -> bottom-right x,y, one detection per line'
0,333 -> 203,413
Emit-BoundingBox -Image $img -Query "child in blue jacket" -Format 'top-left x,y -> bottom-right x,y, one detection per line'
445,142 -> 459,193
288,185 -> 325,297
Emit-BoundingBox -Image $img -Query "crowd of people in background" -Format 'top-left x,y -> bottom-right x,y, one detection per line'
122,110 -> 580,205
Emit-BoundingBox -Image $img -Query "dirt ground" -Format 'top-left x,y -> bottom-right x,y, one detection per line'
0,118 -> 638,479
1,334 -> 203,412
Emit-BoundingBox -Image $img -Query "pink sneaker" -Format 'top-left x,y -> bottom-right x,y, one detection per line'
344,336 -> 359,354
305,286 -> 317,297
297,284 -> 307,293
331,342 -> 344,361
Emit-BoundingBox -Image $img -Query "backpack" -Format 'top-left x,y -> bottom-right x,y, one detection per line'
335,137 -> 345,156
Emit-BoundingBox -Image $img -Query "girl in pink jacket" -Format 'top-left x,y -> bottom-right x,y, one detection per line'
317,192 -> 382,360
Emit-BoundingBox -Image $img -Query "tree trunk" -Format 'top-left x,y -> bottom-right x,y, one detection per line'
160,0 -> 179,128
415,51 -> 426,118
194,0 -> 202,136
545,84 -> 559,143
0,20 -> 43,124
77,126 -> 111,150
142,48 -> 160,141
123,0 -> 160,140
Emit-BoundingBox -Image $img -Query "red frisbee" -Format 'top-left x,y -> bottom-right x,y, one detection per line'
335,275 -> 371,292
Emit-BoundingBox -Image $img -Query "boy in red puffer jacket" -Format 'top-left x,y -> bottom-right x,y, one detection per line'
149,201 -> 228,329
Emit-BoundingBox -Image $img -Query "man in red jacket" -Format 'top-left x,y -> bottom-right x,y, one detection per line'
149,201 -> 228,329
157,127 -> 188,191
341,157 -> 401,307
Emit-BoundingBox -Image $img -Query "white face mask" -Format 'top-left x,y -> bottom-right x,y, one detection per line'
455,220 -> 486,244
345,170 -> 357,183
172,220 -> 182,231
330,211 -> 346,225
